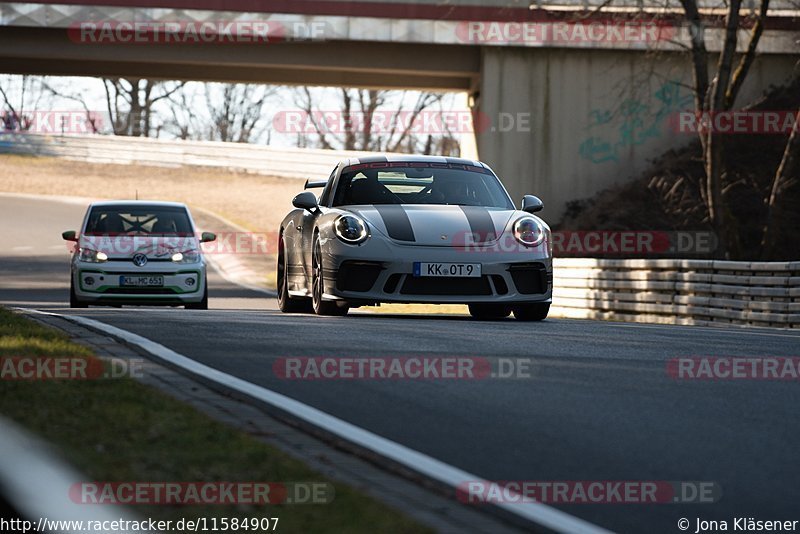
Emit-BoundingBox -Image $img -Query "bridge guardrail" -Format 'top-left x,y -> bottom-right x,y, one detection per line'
0,132 -> 379,179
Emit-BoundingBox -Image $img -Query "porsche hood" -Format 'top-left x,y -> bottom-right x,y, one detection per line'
348,205 -> 517,247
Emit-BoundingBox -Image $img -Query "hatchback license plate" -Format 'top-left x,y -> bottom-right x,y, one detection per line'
413,262 -> 481,278
120,275 -> 164,287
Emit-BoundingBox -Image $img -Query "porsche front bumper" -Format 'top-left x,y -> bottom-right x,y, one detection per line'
317,236 -> 552,305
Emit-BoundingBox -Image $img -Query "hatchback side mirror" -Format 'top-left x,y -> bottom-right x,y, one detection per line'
200,232 -> 216,243
62,230 -> 78,242
293,191 -> 319,212
521,195 -> 544,214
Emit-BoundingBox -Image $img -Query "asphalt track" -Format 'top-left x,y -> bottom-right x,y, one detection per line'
3,195 -> 800,533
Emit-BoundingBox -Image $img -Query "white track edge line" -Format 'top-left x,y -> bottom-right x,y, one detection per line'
26,308 -> 612,534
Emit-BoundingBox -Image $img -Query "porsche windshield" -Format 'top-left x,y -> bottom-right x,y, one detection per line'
333,164 -> 514,208
84,206 -> 193,236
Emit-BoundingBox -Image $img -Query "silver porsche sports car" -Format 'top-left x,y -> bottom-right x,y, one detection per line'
277,155 -> 553,320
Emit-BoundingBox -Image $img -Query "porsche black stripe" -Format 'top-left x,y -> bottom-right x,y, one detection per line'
460,206 -> 497,243
373,205 -> 416,242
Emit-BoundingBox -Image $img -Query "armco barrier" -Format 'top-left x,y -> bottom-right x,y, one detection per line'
0,132 -> 382,179
550,258 -> 800,328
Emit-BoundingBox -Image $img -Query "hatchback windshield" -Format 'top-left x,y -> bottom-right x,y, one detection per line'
333,164 -> 514,209
84,206 -> 193,236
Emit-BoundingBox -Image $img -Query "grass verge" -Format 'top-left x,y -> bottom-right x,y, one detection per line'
0,307 -> 429,533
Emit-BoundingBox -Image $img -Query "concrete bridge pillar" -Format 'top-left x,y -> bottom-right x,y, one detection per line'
475,46 -> 796,223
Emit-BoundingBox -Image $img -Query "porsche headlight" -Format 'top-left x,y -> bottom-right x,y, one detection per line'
78,248 -> 108,263
334,215 -> 369,244
513,217 -> 546,247
171,250 -> 200,263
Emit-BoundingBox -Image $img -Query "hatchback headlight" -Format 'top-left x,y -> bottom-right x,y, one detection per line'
334,215 -> 369,244
78,248 -> 108,263
513,217 -> 546,247
171,250 -> 200,263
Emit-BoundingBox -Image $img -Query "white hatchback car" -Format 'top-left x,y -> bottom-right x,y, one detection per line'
62,201 -> 216,309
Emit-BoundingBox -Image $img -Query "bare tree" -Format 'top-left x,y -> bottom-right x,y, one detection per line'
162,84 -> 204,140
0,75 -> 49,131
761,73 -> 800,258
204,83 -> 276,143
39,78 -> 103,133
292,87 -> 459,155
162,82 -> 277,143
678,0 -> 774,257
102,78 -> 185,137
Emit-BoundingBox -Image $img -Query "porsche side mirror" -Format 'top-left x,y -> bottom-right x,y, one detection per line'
521,195 -> 544,214
62,230 -> 78,242
200,232 -> 217,243
293,191 -> 319,212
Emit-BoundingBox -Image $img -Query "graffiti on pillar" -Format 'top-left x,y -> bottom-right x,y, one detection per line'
578,81 -> 693,164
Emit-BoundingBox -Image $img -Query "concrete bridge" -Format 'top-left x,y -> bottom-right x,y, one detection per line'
1,0 -> 797,220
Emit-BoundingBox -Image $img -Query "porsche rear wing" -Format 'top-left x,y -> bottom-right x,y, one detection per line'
304,179 -> 328,189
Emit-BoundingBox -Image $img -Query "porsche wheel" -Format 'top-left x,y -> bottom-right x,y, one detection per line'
312,235 -> 348,316
277,233 -> 312,313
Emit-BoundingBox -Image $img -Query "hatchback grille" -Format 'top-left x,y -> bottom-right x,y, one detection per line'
104,288 -> 177,294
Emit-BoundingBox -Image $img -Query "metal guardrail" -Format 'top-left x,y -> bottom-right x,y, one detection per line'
550,258 -> 800,328
0,132 -> 379,179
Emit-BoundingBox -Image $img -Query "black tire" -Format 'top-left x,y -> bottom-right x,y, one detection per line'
277,233 -> 312,313
185,281 -> 208,310
513,303 -> 550,321
468,304 -> 511,320
69,279 -> 88,308
312,236 -> 348,316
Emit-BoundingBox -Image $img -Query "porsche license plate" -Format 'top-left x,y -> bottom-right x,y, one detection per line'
413,262 -> 481,278
120,275 -> 164,287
